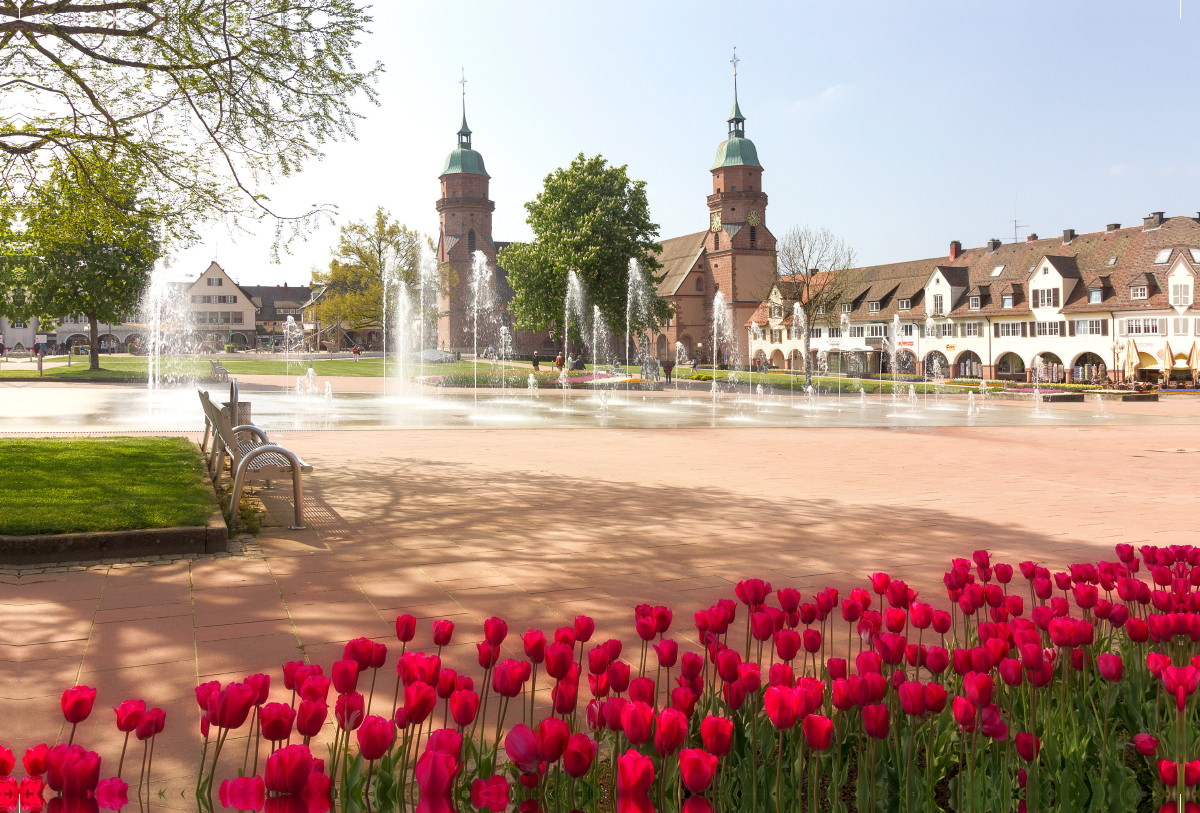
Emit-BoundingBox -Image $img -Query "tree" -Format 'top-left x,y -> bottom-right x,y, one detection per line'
772,225 -> 858,385
16,156 -> 160,370
310,207 -> 435,337
499,153 -> 673,346
0,1 -> 380,248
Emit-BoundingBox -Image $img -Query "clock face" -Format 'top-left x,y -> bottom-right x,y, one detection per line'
747,211 -> 761,226
710,212 -> 722,232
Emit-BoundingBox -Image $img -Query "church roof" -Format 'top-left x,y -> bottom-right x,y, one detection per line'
712,136 -> 760,169
443,147 -> 489,177
653,231 -> 709,296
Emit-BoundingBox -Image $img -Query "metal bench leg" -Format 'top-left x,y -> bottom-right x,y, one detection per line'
201,421 -> 211,454
290,469 -> 305,530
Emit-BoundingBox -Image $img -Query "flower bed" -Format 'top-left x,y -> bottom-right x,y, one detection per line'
9,544 -> 1197,812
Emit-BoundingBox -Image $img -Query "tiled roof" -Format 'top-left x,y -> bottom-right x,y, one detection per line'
654,231 -> 708,296
773,216 -> 1200,322
243,285 -> 313,322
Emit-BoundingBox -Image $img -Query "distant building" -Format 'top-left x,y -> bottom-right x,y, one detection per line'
244,282 -> 312,348
186,261 -> 257,348
747,214 -> 1200,384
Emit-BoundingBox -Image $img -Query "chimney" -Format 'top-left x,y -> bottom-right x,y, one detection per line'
1062,228 -> 1075,243
987,238 -> 1002,252
1025,234 -> 1038,242
1106,223 -> 1120,233
949,240 -> 962,261
1144,212 -> 1165,229
284,282 -> 288,288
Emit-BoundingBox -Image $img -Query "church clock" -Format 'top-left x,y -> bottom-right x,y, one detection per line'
710,212 -> 722,232
747,210 -> 761,226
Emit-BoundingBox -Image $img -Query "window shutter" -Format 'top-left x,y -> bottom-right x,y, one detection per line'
1101,319 -> 1108,336
1118,319 -> 1126,336
1068,320 -> 1076,337
231,296 -> 237,303
1021,322 -> 1028,338
1160,319 -> 1168,337
994,322 -> 1000,338
1196,318 -> 1200,336
1052,289 -> 1060,308
1059,321 -> 1066,337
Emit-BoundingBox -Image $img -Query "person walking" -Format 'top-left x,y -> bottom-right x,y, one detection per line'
664,359 -> 674,383
555,352 -> 564,371
352,345 -> 360,362
532,350 -> 540,371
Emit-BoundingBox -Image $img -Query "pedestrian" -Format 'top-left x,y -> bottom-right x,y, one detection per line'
532,350 -> 540,371
664,359 -> 674,383
352,345 -> 360,362
691,355 -> 699,372
555,352 -> 564,371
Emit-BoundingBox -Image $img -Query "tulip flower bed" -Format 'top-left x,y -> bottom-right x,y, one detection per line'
12,544 -> 1200,812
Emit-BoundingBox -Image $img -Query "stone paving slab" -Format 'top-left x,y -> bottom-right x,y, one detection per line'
2,419 -> 1199,794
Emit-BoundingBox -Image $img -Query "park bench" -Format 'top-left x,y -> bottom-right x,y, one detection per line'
199,380 -> 310,530
209,358 -> 230,381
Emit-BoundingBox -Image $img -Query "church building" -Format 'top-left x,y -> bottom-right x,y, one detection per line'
435,67 -> 775,364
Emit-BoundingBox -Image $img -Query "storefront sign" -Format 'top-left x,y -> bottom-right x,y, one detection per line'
899,341 -> 914,347
945,344 -> 956,351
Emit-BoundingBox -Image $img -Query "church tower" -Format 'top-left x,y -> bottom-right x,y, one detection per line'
436,86 -> 496,351
705,51 -> 775,359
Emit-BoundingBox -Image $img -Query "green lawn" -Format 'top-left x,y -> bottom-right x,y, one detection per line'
0,438 -> 215,535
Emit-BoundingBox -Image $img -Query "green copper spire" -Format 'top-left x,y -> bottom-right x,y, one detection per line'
712,47 -> 759,169
443,71 -> 489,177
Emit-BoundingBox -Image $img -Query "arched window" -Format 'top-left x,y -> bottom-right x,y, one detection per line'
714,232 -> 720,250
468,229 -> 476,254
695,276 -> 703,291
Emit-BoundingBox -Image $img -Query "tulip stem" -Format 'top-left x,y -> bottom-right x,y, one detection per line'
364,760 -> 374,813
242,706 -> 257,775
775,728 -> 783,813
529,665 -> 538,728
366,668 -> 377,717
68,723 -> 77,746
206,727 -> 229,791
145,735 -> 156,799
749,702 -> 758,813
117,731 -> 130,779
138,739 -> 148,802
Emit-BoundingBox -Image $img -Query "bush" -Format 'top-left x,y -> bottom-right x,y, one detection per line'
223,344 -> 236,353
689,373 -> 714,381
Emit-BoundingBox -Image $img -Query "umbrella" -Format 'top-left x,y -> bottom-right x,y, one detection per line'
1125,339 -> 1140,381
1163,340 -> 1174,383
1189,342 -> 1200,382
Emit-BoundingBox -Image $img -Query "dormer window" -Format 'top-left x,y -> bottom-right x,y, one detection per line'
898,299 -> 911,310
1002,294 -> 1013,309
770,304 -> 782,318
969,296 -> 980,310
840,304 -> 852,313
1171,283 -> 1192,306
1190,249 -> 1200,263
1088,288 -> 1102,304
1155,249 -> 1173,264
1131,286 -> 1148,300
816,306 -> 826,315
868,301 -> 880,313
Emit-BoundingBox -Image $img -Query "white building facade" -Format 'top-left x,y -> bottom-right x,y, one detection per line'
748,213 -> 1200,384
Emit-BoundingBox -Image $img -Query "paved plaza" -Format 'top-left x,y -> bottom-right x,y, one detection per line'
3,407 -> 1200,793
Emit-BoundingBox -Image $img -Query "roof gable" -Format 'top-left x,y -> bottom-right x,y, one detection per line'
654,231 -> 708,296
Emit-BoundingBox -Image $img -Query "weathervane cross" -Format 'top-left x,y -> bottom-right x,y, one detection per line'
459,69 -> 467,96
730,47 -> 739,76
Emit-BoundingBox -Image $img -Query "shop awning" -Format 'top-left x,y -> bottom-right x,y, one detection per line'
1125,339 -> 1140,378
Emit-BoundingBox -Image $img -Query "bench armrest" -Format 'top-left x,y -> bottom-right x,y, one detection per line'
232,424 -> 270,443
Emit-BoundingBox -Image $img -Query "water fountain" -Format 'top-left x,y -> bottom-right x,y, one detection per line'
967,391 -> 980,418
497,325 -> 513,396
296,367 -> 319,396
470,250 -> 495,405
564,269 -> 588,375
282,316 -> 306,379
390,280 -> 414,397
978,378 -> 989,408
888,313 -> 901,405
1092,393 -> 1109,418
527,373 -> 539,402
1032,356 -> 1046,417
804,384 -> 817,412
417,242 -> 440,395
907,385 -> 918,413
709,290 -> 734,421
625,259 -> 654,394
141,262 -> 196,391
675,341 -> 688,391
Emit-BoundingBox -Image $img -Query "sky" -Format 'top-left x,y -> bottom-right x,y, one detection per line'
170,0 -> 1200,285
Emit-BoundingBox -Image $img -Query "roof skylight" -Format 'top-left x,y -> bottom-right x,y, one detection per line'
1107,257 -> 1117,266
990,266 -> 1004,277
1154,249 -> 1173,264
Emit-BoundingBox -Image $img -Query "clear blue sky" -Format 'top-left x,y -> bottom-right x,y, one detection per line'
170,0 -> 1198,285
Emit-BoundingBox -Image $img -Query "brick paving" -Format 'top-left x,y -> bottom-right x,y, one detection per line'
3,418 -> 1200,796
